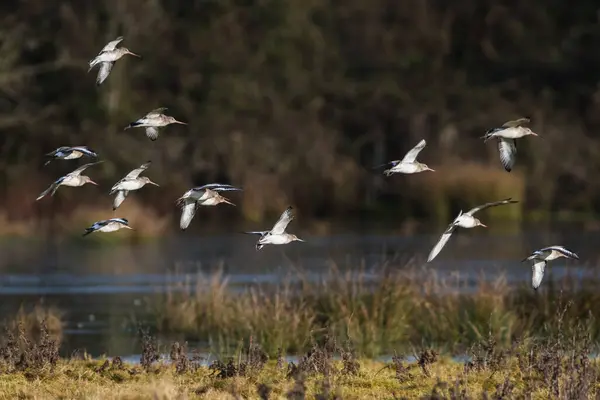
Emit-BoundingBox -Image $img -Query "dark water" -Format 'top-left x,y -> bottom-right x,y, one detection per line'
1,221 -> 599,360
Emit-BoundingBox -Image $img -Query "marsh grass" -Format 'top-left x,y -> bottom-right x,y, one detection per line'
1,307 -> 600,399
142,264 -> 600,358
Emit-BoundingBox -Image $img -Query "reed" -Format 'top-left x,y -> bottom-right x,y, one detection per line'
141,264 -> 600,357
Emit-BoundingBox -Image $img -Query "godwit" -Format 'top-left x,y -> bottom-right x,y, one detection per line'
110,161 -> 159,210
176,183 -> 242,230
83,218 -> 133,236
45,146 -> 98,166
36,161 -> 103,201
88,36 -> 141,86
522,246 -> 579,290
244,206 -> 304,250
481,118 -> 538,172
124,107 -> 187,141
427,198 -> 518,262
376,139 -> 434,176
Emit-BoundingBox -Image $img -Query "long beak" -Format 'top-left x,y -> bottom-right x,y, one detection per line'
127,51 -> 141,58
479,223 -> 487,228
221,197 -> 236,206
88,180 -> 99,186
173,120 -> 187,125
148,181 -> 160,187
124,225 -> 133,230
530,132 -> 539,136
427,167 -> 435,172
296,238 -> 305,242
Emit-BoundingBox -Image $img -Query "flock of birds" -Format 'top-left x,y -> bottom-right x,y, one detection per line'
37,37 -> 577,290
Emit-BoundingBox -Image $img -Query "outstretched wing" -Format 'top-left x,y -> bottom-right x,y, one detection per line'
100,37 -> 124,53
539,246 -> 580,260
502,117 -> 530,128
69,146 -> 98,157
69,161 -> 104,177
271,206 -> 294,235
146,107 -> 168,117
108,218 -> 129,225
426,223 -> 457,263
96,62 -> 114,86
113,190 -> 129,210
195,183 -> 242,192
124,161 -> 151,180
466,198 -> 518,216
497,138 -> 517,172
146,127 -> 160,141
531,260 -> 546,290
179,199 -> 198,230
244,231 -> 269,237
401,139 -> 427,163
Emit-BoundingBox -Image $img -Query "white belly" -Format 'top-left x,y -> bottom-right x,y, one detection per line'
99,223 -> 121,233
260,234 -> 291,245
61,176 -> 85,187
65,152 -> 83,160
200,197 -> 219,206
455,214 -> 478,228
391,163 -> 420,174
493,127 -> 527,139
117,180 -> 144,191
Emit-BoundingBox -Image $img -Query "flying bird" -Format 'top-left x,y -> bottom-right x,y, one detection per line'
36,161 -> 103,201
88,36 -> 141,86
44,146 -> 98,166
124,107 -> 187,141
481,118 -> 538,172
376,139 -> 434,176
176,183 -> 242,230
83,218 -> 133,236
244,206 -> 304,250
109,161 -> 159,210
427,198 -> 519,262
522,246 -> 579,290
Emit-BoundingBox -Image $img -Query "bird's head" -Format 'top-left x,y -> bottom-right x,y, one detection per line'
291,234 -> 304,243
83,176 -> 98,186
419,163 -> 435,172
523,127 -> 539,137
122,48 -> 141,58
142,176 -> 160,186
167,116 -> 187,126
475,218 -> 487,228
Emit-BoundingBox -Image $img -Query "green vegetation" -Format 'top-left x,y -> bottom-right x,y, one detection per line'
140,265 -> 600,357
2,308 -> 600,399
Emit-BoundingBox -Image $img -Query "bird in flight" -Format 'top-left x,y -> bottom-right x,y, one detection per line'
83,218 -> 133,236
36,161 -> 103,201
88,36 -> 141,86
124,108 -> 187,141
427,198 -> 519,262
375,139 -> 434,175
176,183 -> 242,230
109,161 -> 159,211
481,118 -> 538,172
522,246 -> 579,290
244,206 -> 304,250
44,146 -> 98,166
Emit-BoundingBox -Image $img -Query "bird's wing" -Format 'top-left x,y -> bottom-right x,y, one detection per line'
69,161 -> 103,177
124,161 -> 151,180
100,37 -> 124,53
36,181 -> 59,201
244,231 -> 269,237
113,190 -> 129,210
270,206 -> 294,235
146,127 -> 160,141
179,200 -> 198,230
372,160 -> 400,169
531,260 -> 546,290
46,147 -> 69,156
538,246 -> 580,260
497,138 -> 517,172
466,198 -> 518,216
146,107 -> 168,117
401,139 -> 427,163
108,218 -> 129,225
426,223 -> 457,262
195,183 -> 242,192
96,62 -> 114,86
69,146 -> 98,157
502,117 -> 530,128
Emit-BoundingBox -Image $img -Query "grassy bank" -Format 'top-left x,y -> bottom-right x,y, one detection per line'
1,312 -> 599,399
141,266 -> 600,357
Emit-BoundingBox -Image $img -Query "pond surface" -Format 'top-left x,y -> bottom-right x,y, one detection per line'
0,221 -> 598,359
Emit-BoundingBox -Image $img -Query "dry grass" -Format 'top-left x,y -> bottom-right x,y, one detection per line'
142,265 -> 600,357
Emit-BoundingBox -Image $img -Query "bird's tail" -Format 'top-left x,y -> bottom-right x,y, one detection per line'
82,228 -> 94,237
383,169 -> 393,176
124,121 -> 141,130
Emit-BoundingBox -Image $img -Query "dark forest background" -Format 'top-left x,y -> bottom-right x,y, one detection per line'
1,0 -> 600,235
